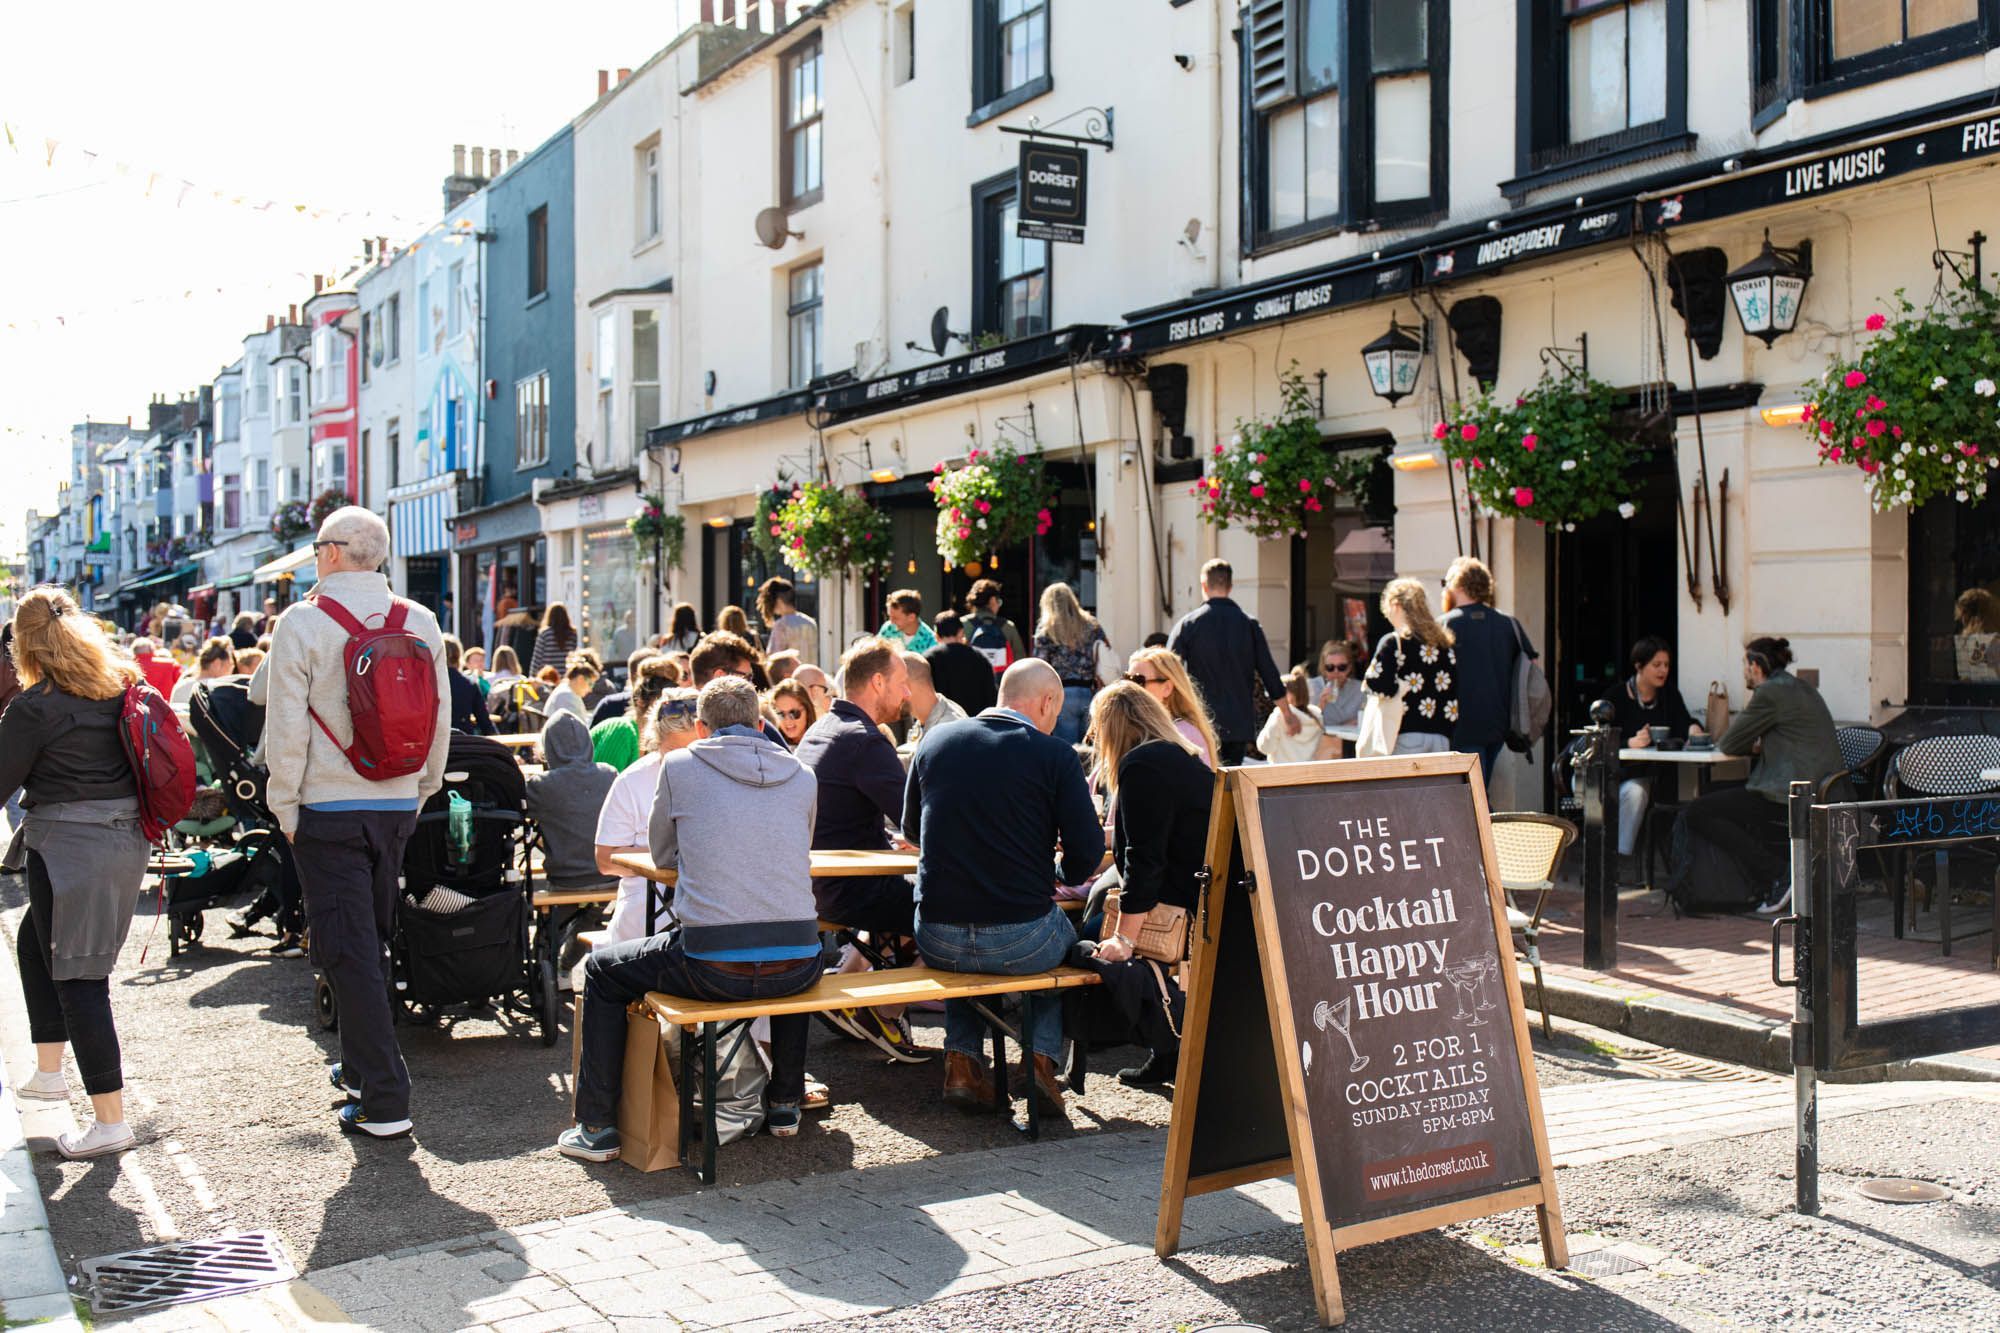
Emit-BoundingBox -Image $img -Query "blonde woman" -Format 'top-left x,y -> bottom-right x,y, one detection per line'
0,587 -> 153,1158
1032,582 -> 1112,744
1123,646 -> 1220,768
1079,682 -> 1210,1086
1362,578 -> 1459,754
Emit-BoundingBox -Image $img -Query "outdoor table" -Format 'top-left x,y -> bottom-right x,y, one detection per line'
492,733 -> 541,750
608,848 -> 921,887
1617,746 -> 1750,802
1983,767 -> 2000,786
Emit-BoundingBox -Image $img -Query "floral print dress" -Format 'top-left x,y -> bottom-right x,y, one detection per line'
1363,631 -> 1460,737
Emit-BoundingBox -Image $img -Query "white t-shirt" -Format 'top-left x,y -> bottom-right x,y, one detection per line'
595,750 -> 665,944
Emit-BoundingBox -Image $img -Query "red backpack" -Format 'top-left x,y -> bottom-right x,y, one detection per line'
118,681 -> 198,843
307,595 -> 441,781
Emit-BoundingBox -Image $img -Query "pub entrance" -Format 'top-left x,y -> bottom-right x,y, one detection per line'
1289,435 -> 1395,673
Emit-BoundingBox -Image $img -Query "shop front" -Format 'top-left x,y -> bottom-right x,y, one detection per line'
538,473 -> 644,669
387,471 -> 460,624
454,496 -> 546,663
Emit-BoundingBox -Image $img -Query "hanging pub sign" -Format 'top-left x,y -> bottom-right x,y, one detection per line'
1157,755 -> 1566,1326
1015,141 -> 1088,244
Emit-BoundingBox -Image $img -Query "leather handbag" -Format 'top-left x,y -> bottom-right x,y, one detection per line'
1102,888 -> 1190,963
1704,680 -> 1731,739
1355,677 -> 1408,758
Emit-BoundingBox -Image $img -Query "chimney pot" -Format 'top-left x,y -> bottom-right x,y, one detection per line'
471,146 -> 485,177
266,314 -> 276,331
598,69 -> 610,97
313,274 -> 324,294
617,67 -> 632,84
289,304 -> 299,324
507,149 -> 520,169
453,144 -> 466,176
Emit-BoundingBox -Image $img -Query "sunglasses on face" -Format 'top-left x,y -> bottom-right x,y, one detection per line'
310,539 -> 348,553
1123,672 -> 1166,686
1323,661 -> 1350,673
775,707 -> 806,721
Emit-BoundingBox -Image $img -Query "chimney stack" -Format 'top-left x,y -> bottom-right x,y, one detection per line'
313,274 -> 324,295
507,149 -> 520,170
266,314 -> 276,331
453,143 -> 466,176
617,67 -> 632,84
288,304 -> 299,325
378,235 -> 388,262
471,146 -> 485,178
598,69 -> 610,97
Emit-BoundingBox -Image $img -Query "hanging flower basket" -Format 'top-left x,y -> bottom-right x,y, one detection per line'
751,482 -> 790,565
627,494 -> 684,569
1801,284 -> 2000,510
308,488 -> 354,530
930,443 -> 1052,567
1437,367 -> 1639,528
1195,365 -> 1374,540
768,481 -> 892,580
270,500 -> 310,544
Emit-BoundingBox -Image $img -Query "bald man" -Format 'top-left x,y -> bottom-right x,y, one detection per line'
902,652 -> 966,751
902,659 -> 1104,1113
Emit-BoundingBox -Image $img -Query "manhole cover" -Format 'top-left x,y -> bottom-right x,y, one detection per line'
80,1231 -> 294,1315
1570,1248 -> 1649,1278
1857,1178 -> 1952,1204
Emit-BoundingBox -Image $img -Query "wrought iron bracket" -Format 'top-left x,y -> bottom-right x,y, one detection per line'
999,105 -> 1114,152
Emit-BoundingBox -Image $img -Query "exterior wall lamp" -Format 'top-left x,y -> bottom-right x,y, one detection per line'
1726,232 -> 1813,347
1361,315 -> 1426,406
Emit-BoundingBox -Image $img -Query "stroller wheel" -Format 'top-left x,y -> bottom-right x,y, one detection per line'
314,974 -> 338,1031
537,953 -> 560,1047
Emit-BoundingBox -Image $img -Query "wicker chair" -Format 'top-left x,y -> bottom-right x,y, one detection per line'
1488,813 -> 1579,1036
1886,735 -> 2000,955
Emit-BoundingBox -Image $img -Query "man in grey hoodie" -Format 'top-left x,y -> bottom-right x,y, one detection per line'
559,676 -> 822,1162
525,711 -> 617,887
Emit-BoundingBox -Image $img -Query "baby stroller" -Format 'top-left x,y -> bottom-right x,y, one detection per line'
183,675 -> 304,955
312,733 -> 557,1045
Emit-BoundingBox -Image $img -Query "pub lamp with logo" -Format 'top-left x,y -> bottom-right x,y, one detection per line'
1727,231 -> 1813,347
1361,315 -> 1425,406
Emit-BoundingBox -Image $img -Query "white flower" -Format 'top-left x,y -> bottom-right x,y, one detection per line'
1435,670 -> 1452,692
1418,644 -> 1439,664
1231,433 -> 1243,447
1894,467 -> 1906,479
1445,700 -> 1460,722
976,519 -> 987,529
1958,490 -> 1969,502
1564,522 -> 1577,532
1978,379 -> 1997,398
1247,469 -> 1262,484
1417,697 -> 1437,718
1932,376 -> 1949,391
1617,502 -> 1636,519
1560,458 -> 1577,471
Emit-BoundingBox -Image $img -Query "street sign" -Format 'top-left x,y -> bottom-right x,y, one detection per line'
1157,755 -> 1566,1326
1016,141 -> 1087,245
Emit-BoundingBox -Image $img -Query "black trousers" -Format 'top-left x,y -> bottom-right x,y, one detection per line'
16,850 -> 123,1094
1218,740 -> 1250,766
813,874 -> 915,936
295,808 -> 418,1121
1684,786 -> 1787,892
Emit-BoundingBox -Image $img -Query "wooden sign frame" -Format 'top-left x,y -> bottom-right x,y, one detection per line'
1155,754 -> 1566,1325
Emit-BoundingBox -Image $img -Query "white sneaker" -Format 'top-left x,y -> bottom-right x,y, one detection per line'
58,1120 -> 135,1159
1756,887 -> 1793,916
17,1070 -> 70,1102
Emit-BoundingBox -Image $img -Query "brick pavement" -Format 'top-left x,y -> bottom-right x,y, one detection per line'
1532,888 -> 2000,1061
104,1072 -> 2000,1333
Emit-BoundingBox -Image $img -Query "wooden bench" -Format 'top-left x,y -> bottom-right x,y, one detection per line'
643,965 -> 1100,1182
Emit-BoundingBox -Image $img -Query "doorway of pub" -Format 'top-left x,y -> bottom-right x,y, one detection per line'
1289,438 -> 1396,676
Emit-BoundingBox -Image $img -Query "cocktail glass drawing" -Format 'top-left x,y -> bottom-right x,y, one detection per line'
1444,959 -> 1489,1027
1471,955 -> 1499,1017
1312,997 -> 1369,1073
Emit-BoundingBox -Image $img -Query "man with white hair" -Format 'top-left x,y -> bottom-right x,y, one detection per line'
264,506 -> 450,1140
903,659 -> 1103,1113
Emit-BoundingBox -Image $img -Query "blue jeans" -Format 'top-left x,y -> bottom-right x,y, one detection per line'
915,904 -> 1076,1060
1055,686 -> 1093,745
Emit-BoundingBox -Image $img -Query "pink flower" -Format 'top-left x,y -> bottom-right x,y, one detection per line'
1859,460 -> 1879,474
1303,497 -> 1322,513
1188,486 -> 1199,497
934,461 -> 945,474
975,500 -> 991,514
791,536 -> 805,549
1432,422 -> 1448,440
1843,370 -> 1868,389
1036,509 -> 1051,523
1803,403 -> 1818,421
1513,486 -> 1534,508
1015,456 -> 1029,467
1255,452 -> 1268,463
1854,407 -> 1867,420
1818,420 -> 1834,437
968,449 -> 981,461
950,508 -> 962,521
1521,433 -> 1538,452
1470,457 -> 1484,470
1460,424 -> 1479,442
1213,444 -> 1224,457
1298,477 -> 1313,493
1866,395 -> 1885,411
1865,313 -> 1887,331
1249,484 -> 1266,499
1829,446 -> 1844,461
863,532 -> 874,541
957,526 -> 972,540
1865,419 -> 1886,437
1961,443 -> 1981,457
1892,426 -> 1903,438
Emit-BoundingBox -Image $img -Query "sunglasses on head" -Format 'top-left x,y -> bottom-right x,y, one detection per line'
657,698 -> 699,722
805,681 -> 830,694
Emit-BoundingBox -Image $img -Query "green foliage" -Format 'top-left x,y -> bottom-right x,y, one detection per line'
752,483 -> 788,564
767,481 -> 892,580
1195,365 -> 1374,539
627,495 -> 684,570
1437,367 -> 1638,527
1802,284 -> 2000,510
930,443 -> 1052,566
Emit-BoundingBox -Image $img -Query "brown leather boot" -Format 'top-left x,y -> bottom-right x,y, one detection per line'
942,1050 -> 997,1112
1030,1053 -> 1066,1113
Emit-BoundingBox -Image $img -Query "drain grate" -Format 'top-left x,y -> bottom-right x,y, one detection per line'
1616,1049 -> 1783,1084
80,1231 -> 294,1315
1570,1248 -> 1650,1278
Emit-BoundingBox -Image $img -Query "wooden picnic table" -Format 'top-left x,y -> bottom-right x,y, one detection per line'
492,733 -> 541,750
608,848 -> 921,887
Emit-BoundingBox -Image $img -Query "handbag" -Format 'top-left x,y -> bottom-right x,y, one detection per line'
1102,887 -> 1190,964
1355,675 -> 1409,758
1704,680 -> 1731,739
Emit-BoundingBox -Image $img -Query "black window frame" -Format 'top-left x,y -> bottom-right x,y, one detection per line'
970,171 -> 1051,343
526,204 -> 549,301
1749,0 -> 1793,129
786,260 -> 824,389
1508,0 -> 1692,200
1800,0 -> 1996,98
1239,0 -> 1450,257
781,31 -> 825,211
969,0 -> 1053,126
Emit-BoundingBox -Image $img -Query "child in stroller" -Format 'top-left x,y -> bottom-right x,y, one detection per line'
186,674 -> 308,957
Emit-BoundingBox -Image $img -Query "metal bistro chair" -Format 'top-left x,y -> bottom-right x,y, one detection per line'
1488,813 -> 1579,1037
1886,734 -> 2000,957
1822,725 -> 1890,802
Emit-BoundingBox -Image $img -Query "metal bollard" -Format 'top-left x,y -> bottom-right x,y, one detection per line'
1786,779 -> 1818,1216
1579,699 -> 1621,971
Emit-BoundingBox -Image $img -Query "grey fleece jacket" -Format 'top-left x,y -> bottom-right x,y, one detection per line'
526,711 -> 618,884
648,726 -> 820,956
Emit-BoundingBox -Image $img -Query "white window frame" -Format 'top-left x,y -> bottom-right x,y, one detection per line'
631,307 -> 661,456
515,371 -> 550,469
637,139 -> 663,245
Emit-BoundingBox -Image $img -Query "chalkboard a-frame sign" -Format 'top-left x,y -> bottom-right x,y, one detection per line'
1155,754 -> 1567,1325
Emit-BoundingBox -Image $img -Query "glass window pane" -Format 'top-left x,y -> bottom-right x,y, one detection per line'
1304,93 -> 1339,220
1372,0 -> 1427,71
632,310 -> 659,382
1568,4 -> 1629,142
1909,0 -> 1977,37
596,312 -> 615,392
1626,0 -> 1667,126
1265,103 -> 1306,230
1373,73 -> 1429,202
1831,0 -> 1901,57
1301,0 -> 1341,94
805,121 -> 822,191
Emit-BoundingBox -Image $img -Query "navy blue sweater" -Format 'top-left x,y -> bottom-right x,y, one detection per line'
902,711 -> 1104,925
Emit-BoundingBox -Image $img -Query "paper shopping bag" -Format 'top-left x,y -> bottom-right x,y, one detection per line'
615,1004 -> 682,1172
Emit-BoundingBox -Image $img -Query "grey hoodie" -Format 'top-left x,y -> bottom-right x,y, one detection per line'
526,711 -> 618,885
648,726 -> 820,956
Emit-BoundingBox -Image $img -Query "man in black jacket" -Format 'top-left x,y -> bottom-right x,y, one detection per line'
441,635 -> 496,736
925,612 -> 999,716
1166,559 -> 1293,765
904,659 -> 1102,1112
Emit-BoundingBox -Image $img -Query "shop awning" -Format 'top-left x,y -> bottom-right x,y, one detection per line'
252,545 -> 315,581
215,573 -> 255,590
121,562 -> 199,593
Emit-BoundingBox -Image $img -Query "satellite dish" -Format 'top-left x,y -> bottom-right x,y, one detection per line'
753,207 -> 801,249
929,307 -> 968,358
